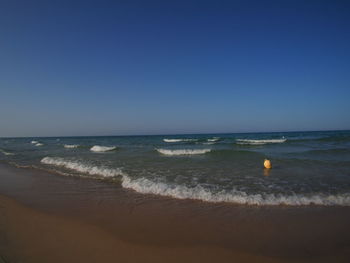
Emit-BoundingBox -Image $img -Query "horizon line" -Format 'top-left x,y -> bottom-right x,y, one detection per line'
1,128 -> 349,139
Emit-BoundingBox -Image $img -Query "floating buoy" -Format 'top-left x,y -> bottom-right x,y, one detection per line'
264,159 -> 272,169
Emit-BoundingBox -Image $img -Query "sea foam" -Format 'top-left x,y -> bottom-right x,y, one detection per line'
64,144 -> 79,149
121,177 -> 350,206
163,138 -> 198,143
40,157 -> 350,206
41,157 -> 124,177
207,137 -> 220,142
35,143 -> 44,146
236,139 -> 286,145
0,149 -> 14,155
90,145 -> 116,152
156,148 -> 211,155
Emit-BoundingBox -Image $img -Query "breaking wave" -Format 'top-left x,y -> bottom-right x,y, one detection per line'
156,148 -> 211,155
35,143 -> 44,146
31,140 -> 38,144
90,145 -> 117,152
207,137 -> 220,142
121,177 -> 350,206
40,157 -> 350,206
163,138 -> 198,143
236,139 -> 287,145
64,144 -> 79,149
41,157 -> 124,177
0,149 -> 14,155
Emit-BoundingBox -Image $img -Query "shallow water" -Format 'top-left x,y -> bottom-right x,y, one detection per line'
1,130 -> 350,205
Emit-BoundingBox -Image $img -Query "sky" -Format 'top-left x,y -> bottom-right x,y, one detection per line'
0,0 -> 349,137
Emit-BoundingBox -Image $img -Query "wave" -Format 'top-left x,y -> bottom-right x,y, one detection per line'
64,144 -> 79,149
156,148 -> 211,155
0,149 -> 14,155
39,157 -> 350,206
280,134 -> 350,143
121,177 -> 350,206
35,143 -> 44,146
90,145 -> 117,152
31,140 -> 38,144
163,138 -> 198,143
41,157 -> 124,177
207,137 -> 220,142
236,139 -> 286,145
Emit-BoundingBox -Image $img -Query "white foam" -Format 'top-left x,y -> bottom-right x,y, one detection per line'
121,177 -> 350,206
156,148 -> 211,155
35,143 -> 44,146
31,140 -> 38,144
236,139 -> 287,145
163,138 -> 198,143
90,145 -> 116,152
0,149 -> 14,155
41,157 -> 124,177
208,137 -> 220,142
64,144 -> 79,149
163,139 -> 182,142
40,156 -> 350,206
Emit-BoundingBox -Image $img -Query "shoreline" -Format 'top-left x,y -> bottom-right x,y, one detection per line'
6,159 -> 350,207
1,163 -> 350,262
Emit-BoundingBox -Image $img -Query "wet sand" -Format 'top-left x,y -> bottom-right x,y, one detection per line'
1,163 -> 350,262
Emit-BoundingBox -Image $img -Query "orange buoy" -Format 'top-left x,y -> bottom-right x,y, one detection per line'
264,159 -> 272,169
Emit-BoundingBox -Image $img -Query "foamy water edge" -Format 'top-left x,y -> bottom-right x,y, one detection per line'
40,157 -> 350,206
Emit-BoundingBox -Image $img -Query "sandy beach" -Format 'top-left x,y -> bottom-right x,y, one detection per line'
0,162 -> 350,262
2,0 -> 350,261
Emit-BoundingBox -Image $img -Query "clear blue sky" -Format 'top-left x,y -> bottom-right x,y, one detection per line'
0,0 -> 349,137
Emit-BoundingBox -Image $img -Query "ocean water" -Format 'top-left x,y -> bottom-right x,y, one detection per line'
1,130 -> 350,206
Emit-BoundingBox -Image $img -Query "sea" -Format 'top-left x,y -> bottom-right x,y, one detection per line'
1,130 -> 350,206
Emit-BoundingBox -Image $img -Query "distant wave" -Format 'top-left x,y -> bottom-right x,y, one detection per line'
35,143 -> 44,146
207,137 -> 220,142
121,177 -> 350,206
156,148 -> 211,155
41,157 -> 124,177
236,139 -> 287,145
163,138 -> 198,143
64,144 -> 79,149
276,135 -> 350,143
90,145 -> 117,152
31,140 -> 38,144
0,149 -> 14,155
163,139 -> 182,143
